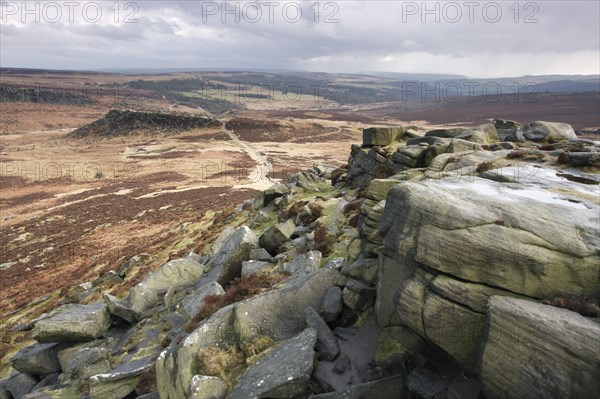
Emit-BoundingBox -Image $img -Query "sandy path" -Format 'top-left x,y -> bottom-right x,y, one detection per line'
221,121 -> 277,190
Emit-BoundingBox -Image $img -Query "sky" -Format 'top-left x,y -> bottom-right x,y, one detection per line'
1,0 -> 599,77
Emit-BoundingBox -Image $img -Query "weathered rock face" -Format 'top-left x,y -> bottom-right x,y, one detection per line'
59,343 -> 112,382
32,303 -> 111,343
105,258 -> 204,322
516,121 -> 577,142
228,328 -> 317,399
454,123 -> 499,144
380,175 -> 599,299
376,166 -> 599,371
480,297 -> 600,399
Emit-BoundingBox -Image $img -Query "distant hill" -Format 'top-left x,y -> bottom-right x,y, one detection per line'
68,110 -> 220,138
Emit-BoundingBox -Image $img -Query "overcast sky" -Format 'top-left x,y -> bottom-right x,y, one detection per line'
1,1 -> 599,77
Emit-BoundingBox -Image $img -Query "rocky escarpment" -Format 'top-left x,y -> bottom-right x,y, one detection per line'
1,119 -> 599,399
68,110 -> 220,138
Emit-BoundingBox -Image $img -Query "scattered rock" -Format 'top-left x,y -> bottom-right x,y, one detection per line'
179,282 -> 225,319
33,303 -> 111,343
235,268 -> 343,343
228,328 -> 317,399
259,219 -> 295,254
254,183 -> 289,209
241,260 -> 273,278
89,356 -> 154,399
282,250 -> 322,275
323,257 -> 345,271
516,121 -> 577,142
249,248 -> 272,262
4,373 -> 38,399
342,279 -> 376,311
60,345 -> 111,381
199,226 -> 259,287
406,367 -> 451,399
187,375 -> 228,399
11,343 -> 61,375
106,258 -> 204,322
322,286 -> 344,323
305,307 -> 340,361
308,375 -> 404,399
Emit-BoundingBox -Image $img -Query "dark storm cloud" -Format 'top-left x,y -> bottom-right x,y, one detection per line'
1,0 -> 598,76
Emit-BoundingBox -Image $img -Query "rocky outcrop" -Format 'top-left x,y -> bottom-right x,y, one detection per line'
480,297 -> 600,399
376,167 -> 599,372
380,175 -> 599,299
156,269 -> 343,398
3,119 -> 598,399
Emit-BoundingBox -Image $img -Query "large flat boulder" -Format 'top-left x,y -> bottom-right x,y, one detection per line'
33,303 -> 111,343
380,175 -> 599,299
227,328 -> 317,399
480,296 -> 600,399
516,121 -> 577,142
